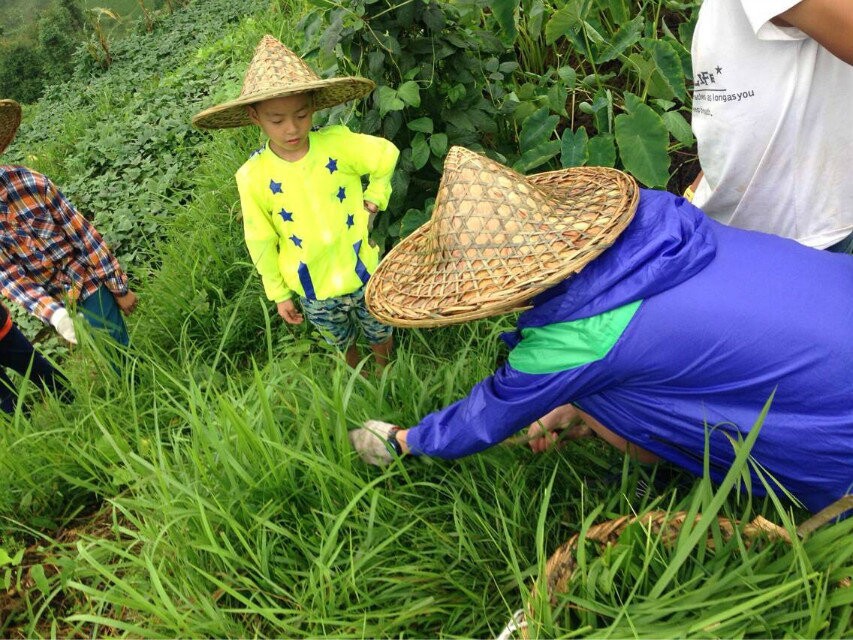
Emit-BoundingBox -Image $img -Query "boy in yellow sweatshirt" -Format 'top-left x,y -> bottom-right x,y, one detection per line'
193,36 -> 399,369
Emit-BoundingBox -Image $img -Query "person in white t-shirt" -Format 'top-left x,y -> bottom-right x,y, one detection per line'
688,0 -> 853,252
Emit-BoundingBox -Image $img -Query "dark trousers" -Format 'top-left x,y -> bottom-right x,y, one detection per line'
827,231 -> 853,255
0,324 -> 71,413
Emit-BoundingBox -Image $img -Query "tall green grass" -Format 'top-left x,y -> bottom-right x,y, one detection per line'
3,303 -> 851,636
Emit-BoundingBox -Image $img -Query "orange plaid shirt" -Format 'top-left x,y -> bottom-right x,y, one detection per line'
0,165 -> 128,323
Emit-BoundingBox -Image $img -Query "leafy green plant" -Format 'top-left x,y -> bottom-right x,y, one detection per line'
489,0 -> 700,187
296,0 -> 699,260
297,0 -> 519,250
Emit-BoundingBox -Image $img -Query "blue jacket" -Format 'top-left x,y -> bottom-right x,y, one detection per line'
405,190 -> 853,513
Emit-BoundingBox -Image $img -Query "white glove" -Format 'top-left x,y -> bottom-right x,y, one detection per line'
50,307 -> 78,345
348,420 -> 400,466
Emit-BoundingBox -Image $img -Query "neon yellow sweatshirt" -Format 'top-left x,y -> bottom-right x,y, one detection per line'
236,125 -> 400,302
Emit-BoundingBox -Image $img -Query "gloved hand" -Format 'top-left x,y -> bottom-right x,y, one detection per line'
50,307 -> 78,345
348,420 -> 400,466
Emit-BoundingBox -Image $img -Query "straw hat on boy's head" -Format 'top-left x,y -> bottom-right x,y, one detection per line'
0,100 -> 22,155
365,146 -> 639,328
192,35 -> 375,129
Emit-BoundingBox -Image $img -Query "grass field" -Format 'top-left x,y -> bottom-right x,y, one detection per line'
1,0 -> 851,636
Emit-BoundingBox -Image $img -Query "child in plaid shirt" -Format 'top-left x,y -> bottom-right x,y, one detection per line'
0,100 -> 137,346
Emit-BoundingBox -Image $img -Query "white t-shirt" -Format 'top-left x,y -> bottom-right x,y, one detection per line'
691,0 -> 853,248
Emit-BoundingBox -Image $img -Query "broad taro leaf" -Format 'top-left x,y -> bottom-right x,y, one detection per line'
595,15 -> 643,64
557,65 -> 577,88
614,103 -> 670,187
548,83 -> 569,116
545,0 -> 587,45
647,39 -> 686,101
491,0 -> 520,42
622,91 -> 644,115
588,133 -> 616,167
513,139 -> 561,172
560,126 -> 589,168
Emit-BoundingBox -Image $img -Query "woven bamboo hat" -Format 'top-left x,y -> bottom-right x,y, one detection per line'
192,35 -> 375,129
0,100 -> 22,155
365,146 -> 639,328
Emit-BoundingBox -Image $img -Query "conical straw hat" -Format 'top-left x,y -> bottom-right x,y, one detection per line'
192,35 -> 375,129
365,146 -> 639,328
0,100 -> 22,155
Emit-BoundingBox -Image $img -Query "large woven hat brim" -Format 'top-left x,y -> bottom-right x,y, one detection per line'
366,153 -> 638,328
0,100 -> 22,155
192,77 -> 375,130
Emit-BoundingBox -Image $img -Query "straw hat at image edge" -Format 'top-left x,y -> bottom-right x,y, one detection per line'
365,146 -> 639,328
192,35 -> 375,129
0,99 -> 22,155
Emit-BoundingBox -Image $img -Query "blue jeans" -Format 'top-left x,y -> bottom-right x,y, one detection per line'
0,324 -> 71,413
80,285 -> 130,346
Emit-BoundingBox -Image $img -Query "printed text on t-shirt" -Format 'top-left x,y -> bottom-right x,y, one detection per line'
691,65 -> 755,105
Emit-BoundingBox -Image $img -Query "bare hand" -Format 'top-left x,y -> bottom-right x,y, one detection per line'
277,299 -> 304,324
527,404 -> 591,453
114,290 -> 138,316
527,419 -> 561,453
364,200 -> 378,231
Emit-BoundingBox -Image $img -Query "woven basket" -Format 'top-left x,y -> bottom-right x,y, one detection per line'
365,147 -> 638,328
192,35 -> 375,129
0,99 -> 22,155
503,498 -> 852,638
519,510 -> 792,639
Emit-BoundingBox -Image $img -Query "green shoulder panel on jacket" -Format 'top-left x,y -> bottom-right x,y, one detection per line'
508,300 -> 642,374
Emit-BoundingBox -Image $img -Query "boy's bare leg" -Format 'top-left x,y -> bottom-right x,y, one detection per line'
345,343 -> 361,369
370,335 -> 393,369
575,408 -> 660,464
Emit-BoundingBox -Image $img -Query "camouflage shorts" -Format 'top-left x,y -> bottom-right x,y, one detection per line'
299,287 -> 393,351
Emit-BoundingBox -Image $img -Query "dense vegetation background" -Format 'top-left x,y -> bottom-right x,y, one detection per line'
1,0 -> 851,636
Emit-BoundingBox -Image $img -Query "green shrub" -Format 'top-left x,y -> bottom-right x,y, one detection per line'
299,0 -> 700,254
0,41 -> 47,103
37,2 -> 86,82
